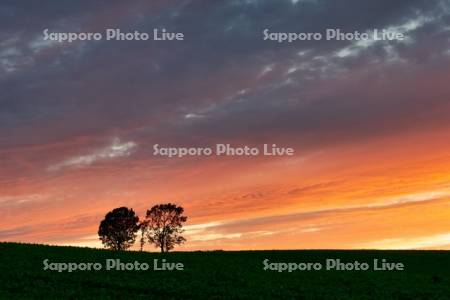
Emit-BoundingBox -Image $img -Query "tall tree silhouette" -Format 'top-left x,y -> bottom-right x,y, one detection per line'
144,203 -> 187,252
98,207 -> 140,250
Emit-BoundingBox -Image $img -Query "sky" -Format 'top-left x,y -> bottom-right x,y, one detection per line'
1,0 -> 450,251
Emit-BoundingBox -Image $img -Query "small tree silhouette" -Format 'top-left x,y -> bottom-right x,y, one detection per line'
144,203 -> 187,253
138,220 -> 149,252
98,207 -> 140,250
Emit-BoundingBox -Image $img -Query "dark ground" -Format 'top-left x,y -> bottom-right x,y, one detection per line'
0,242 -> 449,299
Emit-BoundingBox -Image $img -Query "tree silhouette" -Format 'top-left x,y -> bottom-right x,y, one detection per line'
138,220 -> 149,252
144,203 -> 187,252
98,207 -> 140,250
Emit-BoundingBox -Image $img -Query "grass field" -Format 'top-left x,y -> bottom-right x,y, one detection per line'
0,242 -> 449,299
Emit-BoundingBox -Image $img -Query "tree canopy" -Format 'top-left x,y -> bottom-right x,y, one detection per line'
144,203 -> 187,252
98,207 -> 140,250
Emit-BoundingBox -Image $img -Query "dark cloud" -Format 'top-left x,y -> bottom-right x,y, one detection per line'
0,0 -> 449,172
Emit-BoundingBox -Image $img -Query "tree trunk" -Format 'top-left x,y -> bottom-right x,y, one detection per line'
160,235 -> 165,253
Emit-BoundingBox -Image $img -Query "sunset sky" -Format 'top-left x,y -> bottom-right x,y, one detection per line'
1,0 -> 450,251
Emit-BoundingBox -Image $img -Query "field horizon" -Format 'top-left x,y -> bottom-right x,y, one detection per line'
4,241 -> 450,253
1,242 -> 449,299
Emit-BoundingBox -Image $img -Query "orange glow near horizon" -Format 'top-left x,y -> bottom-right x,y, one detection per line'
1,126 -> 449,251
